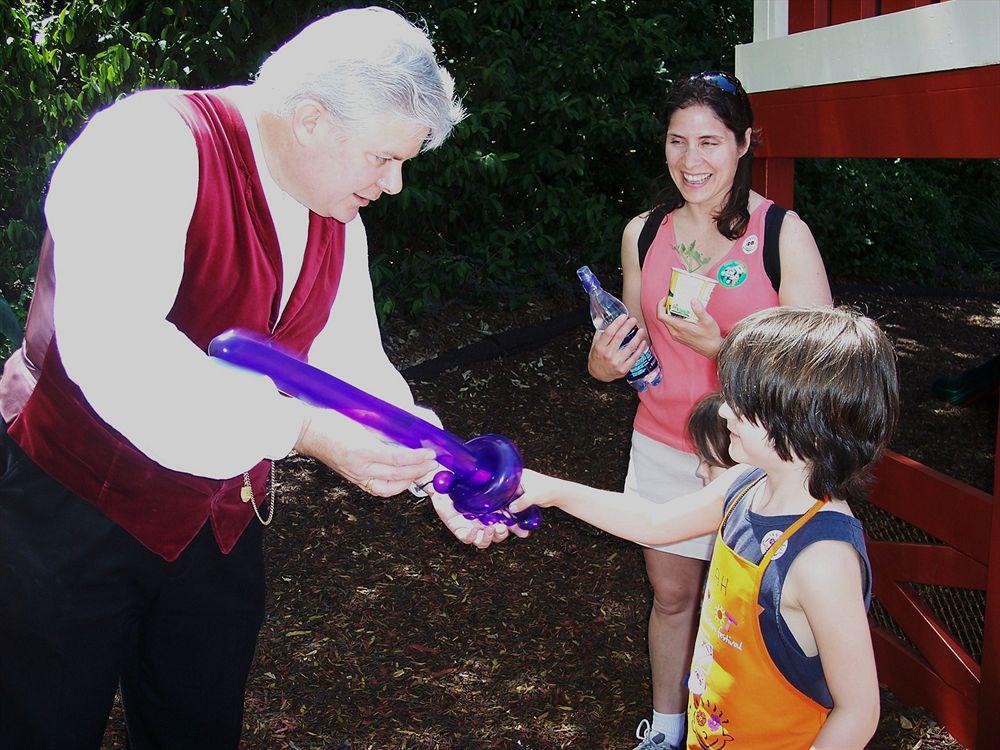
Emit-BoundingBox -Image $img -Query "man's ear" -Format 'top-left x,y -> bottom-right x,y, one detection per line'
290,100 -> 327,146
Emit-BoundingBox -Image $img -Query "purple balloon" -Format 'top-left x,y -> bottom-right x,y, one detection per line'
432,471 -> 454,494
208,329 -> 541,530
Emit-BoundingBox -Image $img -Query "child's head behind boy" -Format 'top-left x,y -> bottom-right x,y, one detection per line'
716,305 -> 899,503
687,392 -> 736,486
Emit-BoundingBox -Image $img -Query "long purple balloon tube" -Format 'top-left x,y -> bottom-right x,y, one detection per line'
207,330 -> 542,530
209,330 -> 483,478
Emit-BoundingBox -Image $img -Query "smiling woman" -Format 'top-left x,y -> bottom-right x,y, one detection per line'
584,70 -> 834,750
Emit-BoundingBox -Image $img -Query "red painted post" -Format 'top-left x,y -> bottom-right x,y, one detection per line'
978,408 -> 1000,749
752,158 -> 795,209
789,0 -> 831,32
789,0 -> 814,33
812,0 -> 832,29
859,0 -> 879,21
831,0 -> 864,26
881,0 -> 918,14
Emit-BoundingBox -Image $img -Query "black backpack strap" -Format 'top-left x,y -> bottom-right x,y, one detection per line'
637,205 -> 670,270
763,203 -> 787,293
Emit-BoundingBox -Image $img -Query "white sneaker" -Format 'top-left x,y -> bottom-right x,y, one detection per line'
632,719 -> 678,750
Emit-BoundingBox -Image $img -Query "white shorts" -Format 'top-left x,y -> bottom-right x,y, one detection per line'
624,430 -> 715,560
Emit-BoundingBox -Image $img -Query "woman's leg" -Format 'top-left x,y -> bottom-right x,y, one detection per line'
625,431 -> 712,748
643,548 -> 707,713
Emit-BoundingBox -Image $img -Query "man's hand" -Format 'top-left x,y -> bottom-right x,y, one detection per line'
426,487 -> 531,549
294,406 -> 438,496
417,469 -> 531,548
296,407 -> 530,547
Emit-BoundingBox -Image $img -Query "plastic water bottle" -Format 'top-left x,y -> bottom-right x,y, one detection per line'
577,265 -> 662,392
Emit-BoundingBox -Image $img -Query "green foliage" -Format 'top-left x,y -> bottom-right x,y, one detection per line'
365,0 -> 749,315
2,0 -> 995,330
959,172 -> 1000,275
0,0 -> 749,323
0,297 -> 23,349
0,0 -> 296,317
796,159 -> 1000,286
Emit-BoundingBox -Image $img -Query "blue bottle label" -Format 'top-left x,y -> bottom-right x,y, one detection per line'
618,326 -> 659,381
627,349 -> 658,380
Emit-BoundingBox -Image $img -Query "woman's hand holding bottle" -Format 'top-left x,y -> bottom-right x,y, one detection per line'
587,315 -> 650,382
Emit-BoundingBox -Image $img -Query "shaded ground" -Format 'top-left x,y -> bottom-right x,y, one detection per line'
103,287 -> 997,749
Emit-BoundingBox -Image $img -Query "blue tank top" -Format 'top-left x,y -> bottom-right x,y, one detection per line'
721,468 -> 873,708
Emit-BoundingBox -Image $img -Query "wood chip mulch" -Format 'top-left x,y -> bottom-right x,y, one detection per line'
100,288 -> 996,749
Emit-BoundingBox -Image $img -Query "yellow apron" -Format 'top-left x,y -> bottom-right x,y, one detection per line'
687,477 -> 828,749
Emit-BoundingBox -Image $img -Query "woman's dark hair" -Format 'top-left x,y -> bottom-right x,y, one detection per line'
717,306 -> 900,504
687,393 -> 736,470
652,71 -> 760,240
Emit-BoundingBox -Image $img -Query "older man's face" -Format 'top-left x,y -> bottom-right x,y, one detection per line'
285,106 -> 428,222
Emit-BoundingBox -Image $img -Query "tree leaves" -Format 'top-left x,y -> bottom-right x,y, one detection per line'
0,296 -> 23,348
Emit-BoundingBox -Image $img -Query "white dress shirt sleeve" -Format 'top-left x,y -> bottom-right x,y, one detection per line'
46,91 -> 304,479
306,217 -> 443,429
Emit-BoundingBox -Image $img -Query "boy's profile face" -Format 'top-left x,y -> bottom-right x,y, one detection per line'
718,401 -> 780,469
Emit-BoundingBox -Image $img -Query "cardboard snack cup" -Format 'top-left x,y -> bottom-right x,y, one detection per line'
667,268 -> 718,319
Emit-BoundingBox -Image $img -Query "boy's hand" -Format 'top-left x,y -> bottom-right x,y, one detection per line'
509,469 -> 566,513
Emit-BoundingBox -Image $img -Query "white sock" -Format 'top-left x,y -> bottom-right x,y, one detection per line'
651,710 -> 685,746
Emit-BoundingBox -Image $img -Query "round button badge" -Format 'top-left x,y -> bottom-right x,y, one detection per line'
717,260 -> 748,288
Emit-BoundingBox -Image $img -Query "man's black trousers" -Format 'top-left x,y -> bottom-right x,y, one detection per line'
0,424 -> 266,750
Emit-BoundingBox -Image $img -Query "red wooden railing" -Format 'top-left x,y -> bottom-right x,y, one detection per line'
748,6 -> 998,747
866,452 -> 993,747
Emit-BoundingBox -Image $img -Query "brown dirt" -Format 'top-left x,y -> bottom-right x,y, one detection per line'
101,286 -> 997,749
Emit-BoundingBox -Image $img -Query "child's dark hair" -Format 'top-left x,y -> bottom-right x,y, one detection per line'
652,71 -> 760,240
687,393 -> 736,471
717,306 -> 899,504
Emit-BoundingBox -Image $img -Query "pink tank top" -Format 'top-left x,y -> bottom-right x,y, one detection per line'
634,200 -> 778,451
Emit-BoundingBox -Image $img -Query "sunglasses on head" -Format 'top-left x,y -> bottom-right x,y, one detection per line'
690,71 -> 741,94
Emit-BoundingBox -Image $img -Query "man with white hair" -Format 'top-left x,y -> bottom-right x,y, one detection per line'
0,8 -> 519,748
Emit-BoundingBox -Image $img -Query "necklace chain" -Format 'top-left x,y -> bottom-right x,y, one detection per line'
240,463 -> 276,526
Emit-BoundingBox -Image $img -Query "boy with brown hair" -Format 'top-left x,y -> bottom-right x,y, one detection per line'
513,306 -> 899,750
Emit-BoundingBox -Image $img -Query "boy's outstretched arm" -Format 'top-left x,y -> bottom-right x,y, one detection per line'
511,466 -> 744,546
792,541 -> 881,750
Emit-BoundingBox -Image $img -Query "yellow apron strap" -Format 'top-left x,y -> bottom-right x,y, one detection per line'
758,498 -> 826,569
720,473 -> 766,531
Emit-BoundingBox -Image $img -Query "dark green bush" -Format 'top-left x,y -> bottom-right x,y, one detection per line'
0,0 -> 749,328
795,158 -> 1000,286
1,0 -> 282,324
364,0 -> 750,314
1,0 -> 995,343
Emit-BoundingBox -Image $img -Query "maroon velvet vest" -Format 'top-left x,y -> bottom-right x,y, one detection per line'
8,91 -> 345,561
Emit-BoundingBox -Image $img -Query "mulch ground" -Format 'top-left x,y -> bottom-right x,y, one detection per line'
101,286 -> 997,749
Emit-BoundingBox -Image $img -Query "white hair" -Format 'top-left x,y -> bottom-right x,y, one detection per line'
254,7 -> 465,150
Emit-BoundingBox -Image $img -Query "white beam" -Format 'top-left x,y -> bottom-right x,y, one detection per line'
753,0 -> 789,43
737,0 -> 1000,93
